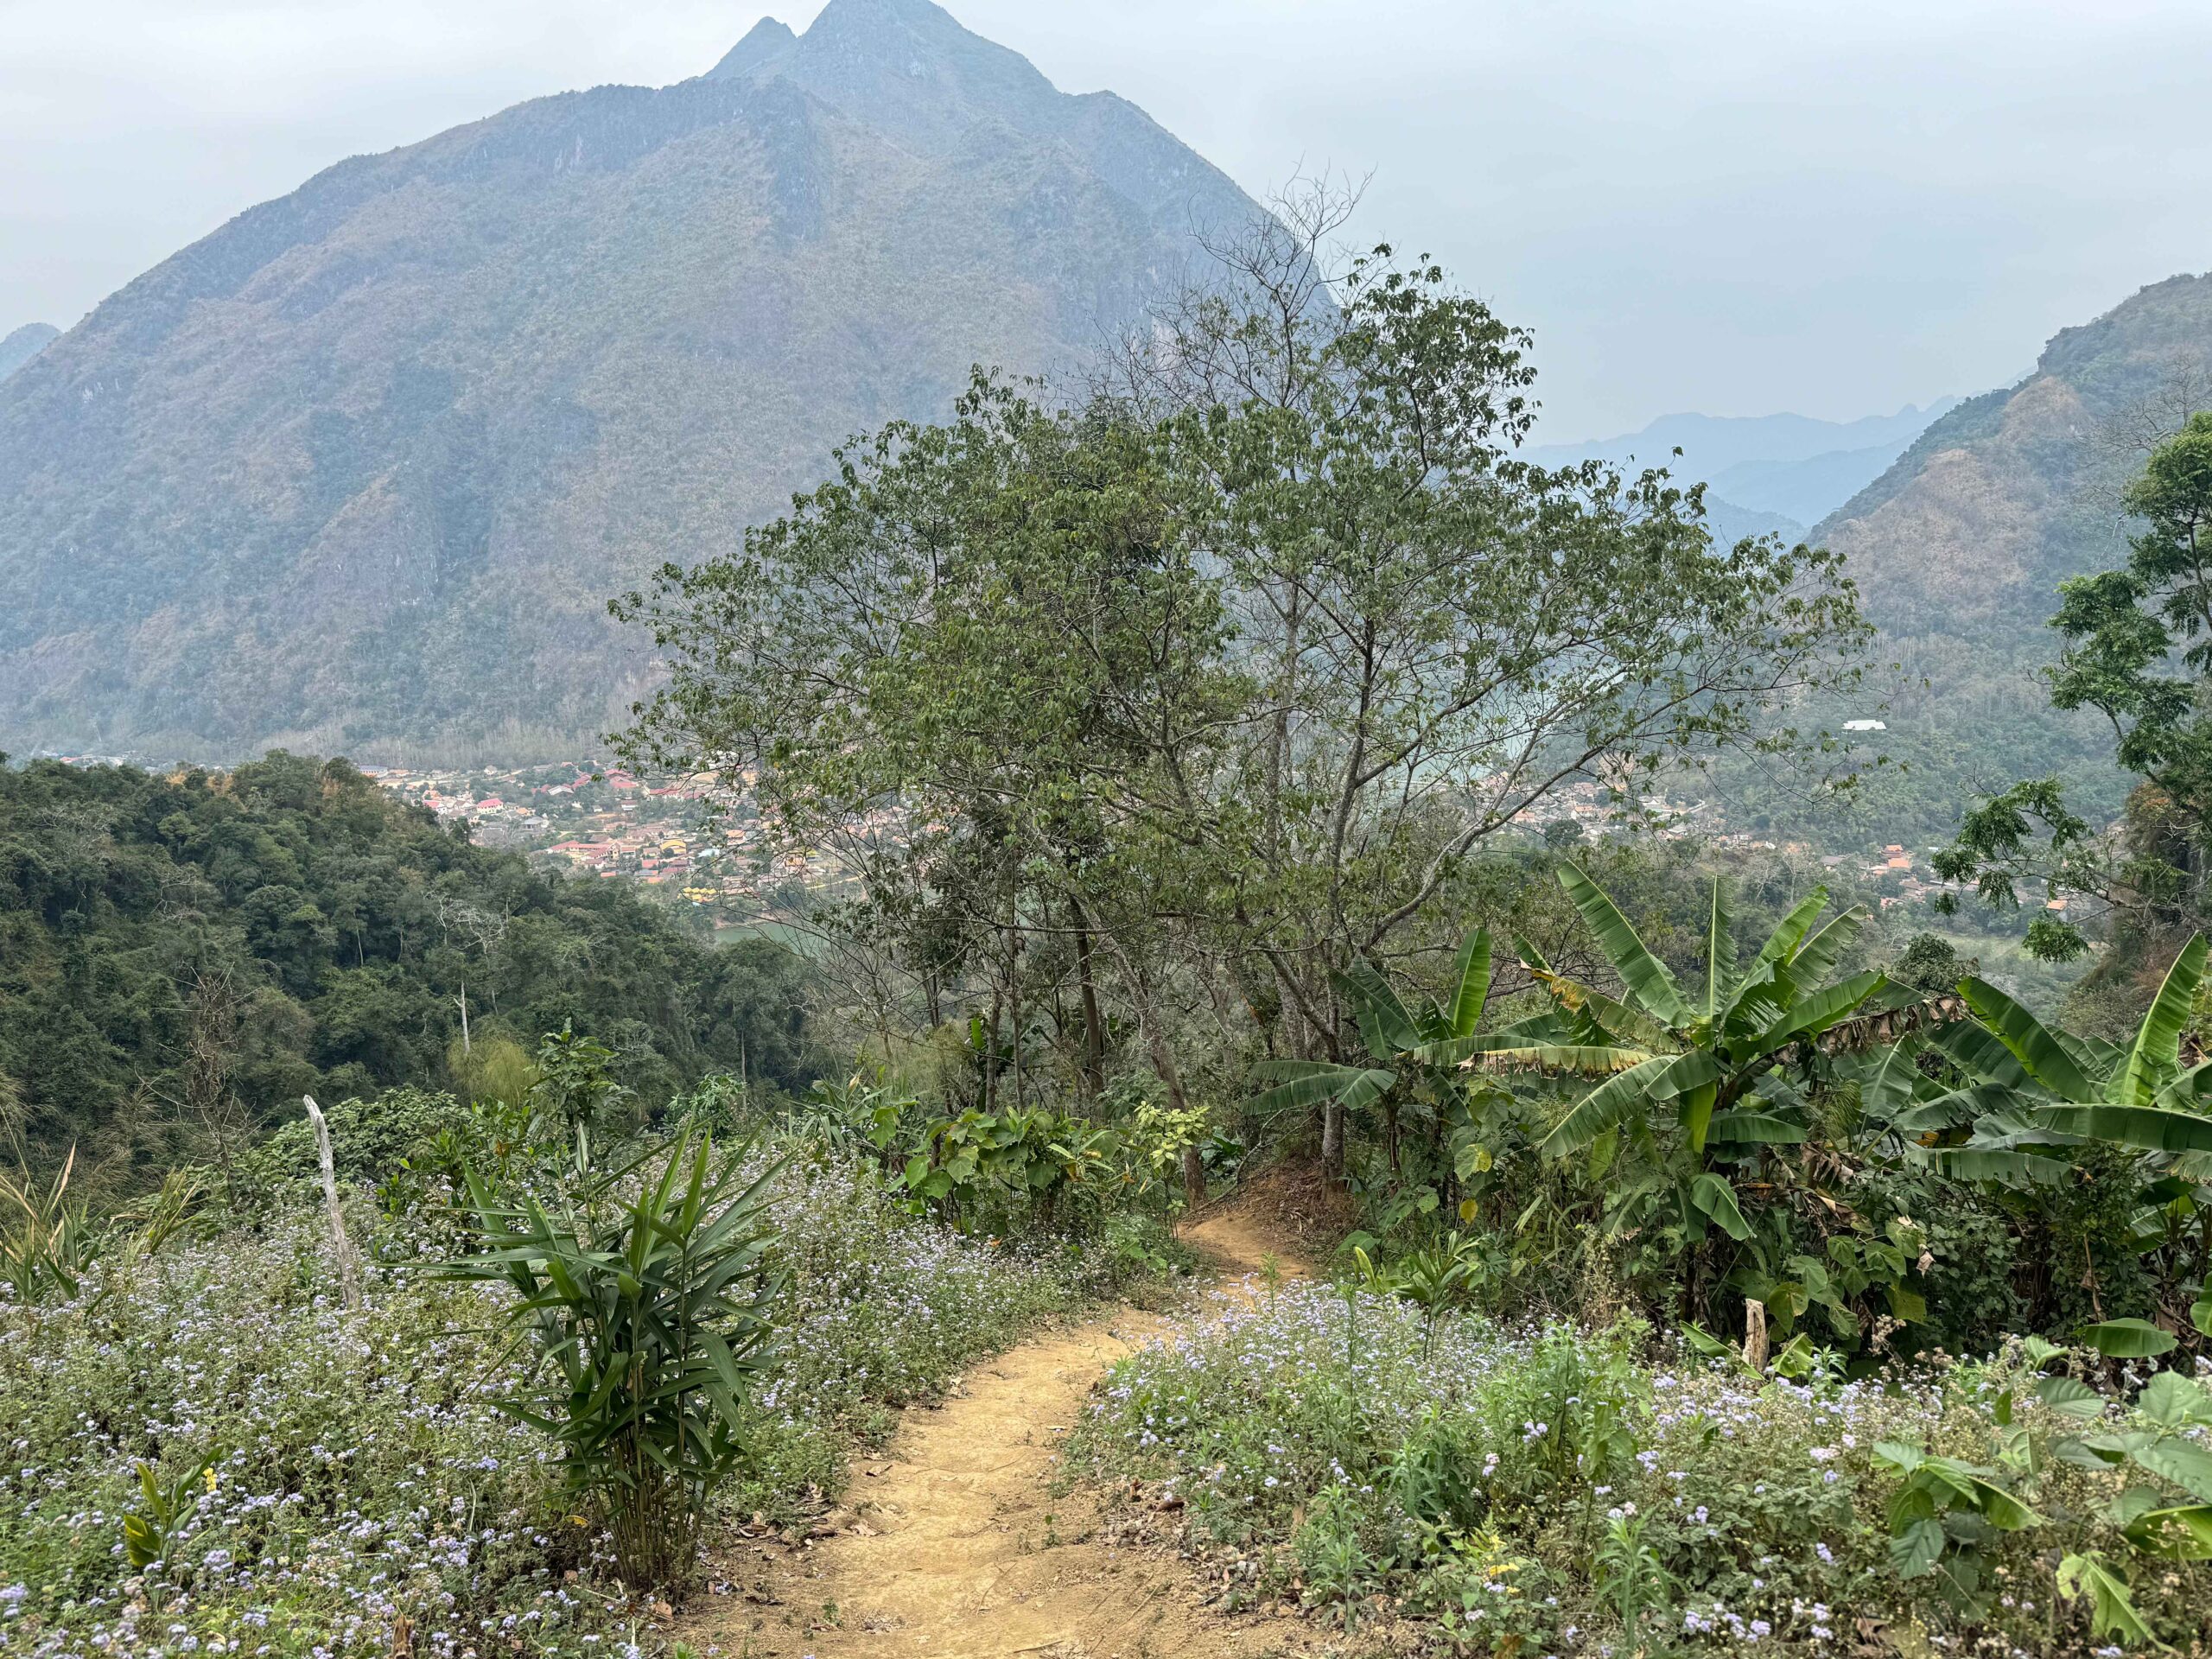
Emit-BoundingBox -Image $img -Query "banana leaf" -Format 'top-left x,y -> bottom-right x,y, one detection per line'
2113,935 -> 2208,1106
1961,977 -> 2095,1099
1446,925 -> 1494,1041
1559,863 -> 1686,1024
1539,1053 -> 1679,1156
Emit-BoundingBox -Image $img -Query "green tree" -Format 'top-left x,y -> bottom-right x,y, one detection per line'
614,211 -> 1872,1178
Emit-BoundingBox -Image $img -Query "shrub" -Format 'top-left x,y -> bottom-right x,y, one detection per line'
444,1128 -> 782,1590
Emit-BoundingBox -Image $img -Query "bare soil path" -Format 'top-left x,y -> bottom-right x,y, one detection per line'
684,1205 -> 1319,1659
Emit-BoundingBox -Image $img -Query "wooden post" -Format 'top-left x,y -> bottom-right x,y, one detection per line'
1742,1298 -> 1769,1373
302,1095 -> 361,1309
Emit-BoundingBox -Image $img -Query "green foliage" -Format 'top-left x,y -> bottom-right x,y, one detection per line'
1933,410 -> 2212,963
618,219 -> 1870,1204
1077,1280 -> 2212,1651
0,1147 -> 95,1305
0,753 -> 817,1184
0,1135 -> 1137,1654
444,1128 -> 782,1587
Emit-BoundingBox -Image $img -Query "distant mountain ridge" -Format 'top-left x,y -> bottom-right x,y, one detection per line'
0,0 -> 1267,761
0,324 -> 55,382
1532,401 -> 1960,537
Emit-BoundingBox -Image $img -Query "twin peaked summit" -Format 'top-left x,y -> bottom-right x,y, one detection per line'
0,0 -> 1262,760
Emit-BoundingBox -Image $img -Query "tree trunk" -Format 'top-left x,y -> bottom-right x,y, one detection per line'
1071,899 -> 1107,1096
1181,1141 -> 1207,1212
1321,1099 -> 1345,1185
1007,921 -> 1023,1110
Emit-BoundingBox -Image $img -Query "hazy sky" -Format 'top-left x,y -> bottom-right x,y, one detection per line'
3,0 -> 2205,441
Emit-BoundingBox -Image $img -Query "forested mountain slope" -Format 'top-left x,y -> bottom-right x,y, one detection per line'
0,753 -> 810,1178
0,0 -> 1262,760
1814,272 -> 2212,826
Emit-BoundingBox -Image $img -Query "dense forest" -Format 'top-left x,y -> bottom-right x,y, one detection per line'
0,750 -> 812,1183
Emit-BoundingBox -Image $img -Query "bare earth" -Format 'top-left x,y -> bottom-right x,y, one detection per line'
683,1206 -> 1321,1659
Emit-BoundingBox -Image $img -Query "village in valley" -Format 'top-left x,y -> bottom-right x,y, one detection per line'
353,761 -> 817,923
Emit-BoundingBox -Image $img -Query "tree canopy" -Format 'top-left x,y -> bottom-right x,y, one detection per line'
0,752 -> 814,1182
615,224 -> 1872,1142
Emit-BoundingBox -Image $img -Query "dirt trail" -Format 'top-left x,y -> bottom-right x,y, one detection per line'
686,1206 -> 1314,1659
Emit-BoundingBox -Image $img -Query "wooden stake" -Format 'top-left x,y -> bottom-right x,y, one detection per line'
302,1095 -> 361,1309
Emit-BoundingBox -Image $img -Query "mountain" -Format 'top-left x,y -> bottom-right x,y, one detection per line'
0,324 -> 56,382
1811,273 -> 2212,831
0,0 -> 1266,762
1532,401 -> 1958,537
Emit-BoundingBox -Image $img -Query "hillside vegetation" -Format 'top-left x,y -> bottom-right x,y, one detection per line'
1815,273 -> 2212,833
0,752 -> 811,1183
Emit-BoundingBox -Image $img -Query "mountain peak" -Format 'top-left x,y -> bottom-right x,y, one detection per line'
706,16 -> 798,80
704,0 -> 1061,149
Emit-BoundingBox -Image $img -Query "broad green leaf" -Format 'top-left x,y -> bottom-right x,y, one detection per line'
2193,1281 -> 2212,1339
1861,1035 -> 1929,1125
2131,1436 -> 2212,1503
2108,939 -> 2202,1106
1690,1172 -> 1752,1241
1745,889 -> 1827,982
2122,1503 -> 2212,1560
2139,1371 -> 2212,1429
1888,1516 -> 1946,1579
1929,1020 -> 2035,1092
1962,977 -> 2094,1099
1789,906 -> 1866,984
1872,1440 -> 1925,1474
1335,957 -> 1420,1058
2034,1376 -> 2107,1421
1703,877 -> 1736,1018
1525,968 -> 1677,1051
1746,969 -> 1886,1052
2056,1551 -> 2157,1644
1916,1146 -> 2074,1186
2077,1318 -> 2177,1359
1538,1054 -> 1677,1157
1681,1082 -> 1718,1153
1966,1474 -> 2044,1531
1446,925 -> 1493,1040
1243,1062 -> 1385,1116
1559,863 -> 1686,1024
2154,1061 -> 2212,1111
1649,1048 -> 1722,1099
1703,1110 -> 1808,1145
1891,1081 -> 2018,1135
2038,1103 -> 2212,1155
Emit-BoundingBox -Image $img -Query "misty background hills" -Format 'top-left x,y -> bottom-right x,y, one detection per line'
0,0 -> 1262,761
1530,400 -> 1961,543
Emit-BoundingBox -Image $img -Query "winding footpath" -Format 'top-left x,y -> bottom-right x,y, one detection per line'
685,1209 -> 1316,1659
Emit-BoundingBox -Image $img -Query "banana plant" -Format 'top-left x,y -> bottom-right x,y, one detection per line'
1503,867 -> 1904,1325
1903,935 -> 2212,1350
1243,925 -> 1562,1196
